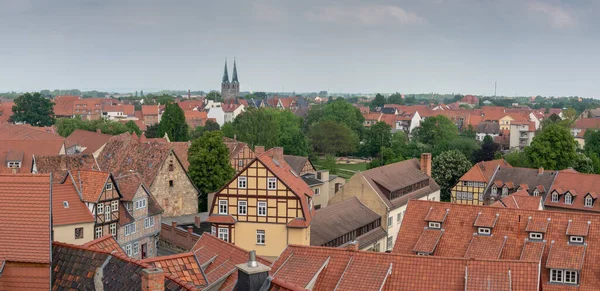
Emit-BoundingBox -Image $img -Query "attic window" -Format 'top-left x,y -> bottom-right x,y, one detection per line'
63,201 -> 69,208
168,161 -> 174,172
477,227 -> 491,235
529,232 -> 543,240
570,236 -> 584,244
565,193 -> 573,205
551,192 -> 559,202
533,189 -> 540,196
585,196 -> 593,207
105,183 -> 113,190
502,187 -> 508,197
428,222 -> 441,229
7,162 -> 21,168
491,185 -> 498,195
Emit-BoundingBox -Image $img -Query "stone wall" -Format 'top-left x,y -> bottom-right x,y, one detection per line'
150,151 -> 198,217
158,222 -> 201,253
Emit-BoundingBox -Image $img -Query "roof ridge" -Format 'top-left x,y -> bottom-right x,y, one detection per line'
140,251 -> 195,263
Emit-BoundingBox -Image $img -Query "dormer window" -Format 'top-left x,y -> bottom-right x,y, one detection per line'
428,222 -> 441,229
551,192 -> 559,202
105,183 -> 113,191
477,227 -> 491,235
529,232 -> 543,240
7,162 -> 21,168
63,201 -> 69,208
565,193 -> 573,205
533,189 -> 540,196
502,187 -> 508,197
570,236 -> 584,244
585,196 -> 593,207
491,185 -> 498,195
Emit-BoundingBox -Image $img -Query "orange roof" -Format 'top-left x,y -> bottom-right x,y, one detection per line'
52,178 -> 94,226
66,129 -> 112,154
73,98 -> 103,115
546,171 -> 600,212
379,114 -> 396,128
0,123 -> 62,140
363,112 -> 382,121
82,235 -> 126,255
574,118 -> 600,129
459,159 -> 511,183
491,189 -> 542,210
0,174 -> 51,264
460,95 -> 479,104
177,99 -> 205,111
53,95 -> 80,116
102,104 -> 134,116
393,199 -> 600,290
0,140 -> 65,174
141,105 -> 159,116
118,119 -> 147,131
142,252 -> 207,287
0,101 -> 15,123
170,142 -> 191,171
184,110 -> 208,120
71,170 -> 112,202
271,244 -> 539,291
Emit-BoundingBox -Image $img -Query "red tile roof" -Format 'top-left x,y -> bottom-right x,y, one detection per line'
206,215 -> 237,224
393,199 -> 600,290
0,140 -> 65,174
82,235 -> 126,256
142,105 -> 160,116
0,174 -> 51,264
34,154 -> 99,183
464,235 -> 507,259
170,142 -> 191,171
460,95 -> 479,104
52,95 -> 80,116
142,252 -> 207,287
459,159 -> 511,183
574,118 -> 600,130
546,243 -> 586,270
546,171 -> 600,213
0,101 -> 14,123
52,178 -> 94,226
71,170 -> 111,202
491,189 -> 542,210
0,262 -> 50,290
270,245 -> 539,291
0,123 -> 62,140
114,172 -> 144,201
66,129 -> 112,154
413,229 -> 444,254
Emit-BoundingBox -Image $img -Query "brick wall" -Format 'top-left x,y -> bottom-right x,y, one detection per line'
158,222 -> 201,252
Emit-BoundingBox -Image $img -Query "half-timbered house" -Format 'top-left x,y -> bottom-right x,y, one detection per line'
67,170 -> 123,240
223,136 -> 255,173
207,147 -> 314,258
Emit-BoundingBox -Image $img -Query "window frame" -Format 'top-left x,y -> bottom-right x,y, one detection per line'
529,232 -> 543,240
570,236 -> 584,244
585,196 -> 593,207
218,228 -> 229,242
564,270 -> 578,284
533,189 -> 540,196
491,185 -> 498,195
105,183 -> 113,191
386,236 -> 393,250
145,216 -> 155,228
257,201 -> 267,216
565,193 -> 573,205
551,192 -> 559,202
110,223 -> 116,236
238,160 -> 244,167
387,216 -> 393,228
111,200 -> 118,212
126,244 -> 132,256
267,177 -> 277,190
75,227 -> 84,239
478,227 -> 491,235
97,203 -> 104,214
238,200 -> 247,215
238,176 -> 247,188
211,226 -> 216,236
502,187 -> 508,196
428,222 -> 441,229
95,226 -> 103,239
133,242 -> 139,255
218,200 -> 228,215
314,188 -> 320,195
256,230 -> 266,245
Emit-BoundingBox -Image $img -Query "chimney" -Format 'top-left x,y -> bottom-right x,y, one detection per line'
270,147 -> 284,164
255,146 -> 265,155
234,134 -> 237,142
538,167 -> 544,175
141,268 -> 165,291
347,240 -> 359,251
96,129 -> 102,133
235,251 -> 271,291
194,215 -> 201,228
318,170 -> 329,182
187,225 -> 194,234
188,89 -> 191,99
420,153 -> 432,177
171,221 -> 177,228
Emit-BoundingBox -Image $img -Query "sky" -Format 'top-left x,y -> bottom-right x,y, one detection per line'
0,0 -> 599,97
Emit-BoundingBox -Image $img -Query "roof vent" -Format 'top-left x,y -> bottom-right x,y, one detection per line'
63,201 -> 69,208
247,250 -> 258,268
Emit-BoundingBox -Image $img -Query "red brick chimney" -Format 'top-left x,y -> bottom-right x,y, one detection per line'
187,226 -> 194,234
347,241 -> 359,251
269,147 -> 284,164
141,268 -> 164,291
171,221 -> 177,228
420,153 -> 432,177
255,146 -> 265,155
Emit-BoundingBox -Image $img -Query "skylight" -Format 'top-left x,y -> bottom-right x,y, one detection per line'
63,201 -> 69,208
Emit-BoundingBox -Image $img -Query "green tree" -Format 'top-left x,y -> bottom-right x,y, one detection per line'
191,120 -> 220,139
318,99 -> 365,138
145,123 -> 159,138
221,122 -> 235,138
443,137 -> 481,162
10,92 -> 55,126
390,132 -> 408,157
232,108 -> 279,148
158,103 -> 189,141
367,147 -> 403,169
387,93 -> 404,105
320,155 -> 339,175
124,120 -> 141,135
412,115 -> 459,147
206,91 -> 222,102
504,150 -> 532,168
525,123 -> 578,170
370,93 -> 386,109
308,120 -> 358,155
574,154 -> 594,174
56,117 -> 86,137
584,130 -> 600,156
274,110 -> 310,156
155,94 -> 175,105
432,150 -> 473,201
187,131 -> 235,212
459,125 -> 476,139
562,107 -> 577,125
361,121 -> 392,157
473,135 -> 501,163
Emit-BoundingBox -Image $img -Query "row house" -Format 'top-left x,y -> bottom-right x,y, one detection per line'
451,159 -> 511,205
394,199 -> 600,290
207,147 -> 314,258
101,103 -> 135,120
52,177 -> 96,245
115,173 -> 163,259
483,166 -> 556,204
491,189 -> 544,210
545,171 -> 600,213
329,153 -> 440,251
53,95 -> 80,118
73,98 -> 104,120
141,104 -> 163,125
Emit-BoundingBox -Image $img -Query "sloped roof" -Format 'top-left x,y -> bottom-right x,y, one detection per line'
52,178 -> 94,226
0,123 -> 62,140
483,167 -> 556,201
476,121 -> 500,134
460,95 -> 479,104
0,101 -> 14,123
459,159 -> 511,183
491,189 -> 541,210
82,235 -> 126,256
170,142 -> 191,171
393,199 -> 600,290
283,155 -> 312,175
574,118 -> 600,130
0,174 -> 51,264
546,171 -> 600,213
71,170 -> 111,202
142,253 -> 207,288
360,159 -> 440,209
142,105 -> 160,115
53,95 -> 79,116
34,154 -> 98,183
115,172 -> 144,201
222,137 -> 250,160
310,197 -> 381,246
271,245 -> 539,291
66,129 -> 112,154
0,140 -> 65,174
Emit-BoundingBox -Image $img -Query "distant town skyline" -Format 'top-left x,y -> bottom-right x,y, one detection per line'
1,0 -> 599,97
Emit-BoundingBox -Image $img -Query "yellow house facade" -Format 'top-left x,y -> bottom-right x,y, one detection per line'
498,115 -> 514,131
451,159 -> 511,205
208,148 -> 314,258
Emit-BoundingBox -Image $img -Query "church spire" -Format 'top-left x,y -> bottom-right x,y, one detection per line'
232,58 -> 239,83
222,59 -> 230,84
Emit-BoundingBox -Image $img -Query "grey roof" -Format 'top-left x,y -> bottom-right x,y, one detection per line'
360,159 -> 440,209
483,167 -> 557,202
476,122 -> 500,134
283,155 -> 310,175
311,197 -> 381,246
301,173 -> 323,187
380,107 -> 396,115
340,227 -> 387,250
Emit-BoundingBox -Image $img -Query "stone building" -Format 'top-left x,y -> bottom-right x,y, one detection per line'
220,59 -> 240,100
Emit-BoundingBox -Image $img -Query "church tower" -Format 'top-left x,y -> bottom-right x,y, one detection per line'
221,60 -> 230,99
220,58 -> 240,100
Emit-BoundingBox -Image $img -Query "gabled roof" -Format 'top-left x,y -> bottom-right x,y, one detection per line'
0,123 -> 62,141
310,197 -> 381,246
52,241 -> 196,290
270,245 -> 539,291
0,174 -> 51,264
574,118 -> 600,130
170,142 -> 191,171
459,159 -> 511,183
222,137 -> 251,161
114,172 -> 144,201
0,140 -> 65,174
71,170 -> 112,202
491,189 -> 542,210
142,252 -> 207,288
546,171 -> 600,212
359,159 -> 440,209
52,95 -> 80,116
393,199 -> 600,290
283,155 -> 313,175
142,105 -> 160,116
475,121 -> 500,134
483,167 -> 556,201
34,154 -> 98,183
52,178 -> 94,226
66,129 -> 112,154
82,234 -> 126,255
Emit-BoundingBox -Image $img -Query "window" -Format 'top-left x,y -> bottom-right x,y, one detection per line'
314,188 -> 320,195
258,201 -> 267,216
168,162 -> 174,172
95,227 -> 102,239
564,270 -> 578,284
133,242 -> 139,255
533,189 -> 540,196
97,203 -> 104,214
135,198 -> 147,209
126,244 -> 132,256
125,223 -> 136,236
565,193 -> 573,205
386,236 -> 393,250
169,180 -> 174,187
397,212 -> 403,224
256,230 -> 265,245
145,216 -> 155,228
478,227 -> 491,235
111,200 -> 118,212
238,201 -> 247,215
110,223 -> 116,236
238,160 -> 243,167
315,204 -> 321,210
7,162 -> 21,168
388,216 -> 393,228
373,242 -> 380,252
218,228 -> 229,241
75,227 -> 84,239
492,185 -> 498,195
106,183 -> 113,190
552,192 -> 559,202
417,252 -> 429,256
105,210 -> 111,221
126,202 -> 132,211
267,178 -> 277,190
428,222 -> 441,229
211,226 -> 216,235
238,176 -> 247,188
219,200 -> 228,214
529,232 -> 543,240
502,187 -> 508,196
570,236 -> 584,244
585,196 -> 593,207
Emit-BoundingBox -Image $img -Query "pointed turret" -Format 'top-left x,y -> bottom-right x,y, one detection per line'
222,60 -> 230,84
232,58 -> 239,84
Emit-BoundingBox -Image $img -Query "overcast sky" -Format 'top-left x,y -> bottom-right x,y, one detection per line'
0,0 -> 598,97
